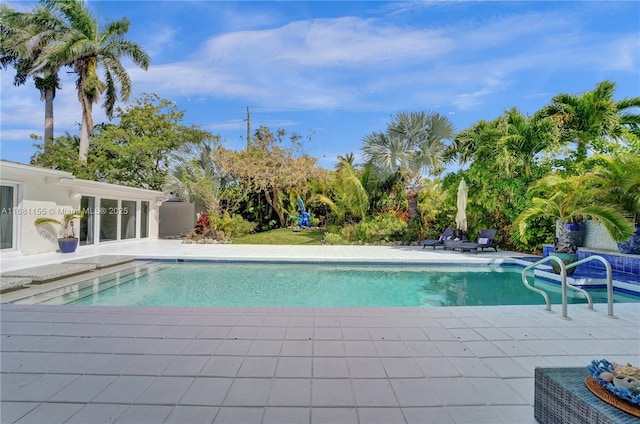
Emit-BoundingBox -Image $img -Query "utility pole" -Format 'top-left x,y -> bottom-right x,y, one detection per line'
246,106 -> 251,148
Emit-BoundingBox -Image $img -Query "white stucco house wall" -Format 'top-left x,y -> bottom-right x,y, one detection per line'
0,160 -> 168,256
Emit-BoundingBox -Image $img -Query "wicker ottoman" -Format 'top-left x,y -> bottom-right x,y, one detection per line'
534,367 -> 638,424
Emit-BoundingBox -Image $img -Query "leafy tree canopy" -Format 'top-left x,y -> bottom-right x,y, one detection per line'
214,126 -> 327,228
541,80 -> 640,164
31,93 -> 213,190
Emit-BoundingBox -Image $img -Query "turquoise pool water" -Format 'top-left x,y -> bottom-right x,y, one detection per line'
21,262 -> 638,307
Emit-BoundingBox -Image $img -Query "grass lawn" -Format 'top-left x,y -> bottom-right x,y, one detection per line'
232,228 -> 325,245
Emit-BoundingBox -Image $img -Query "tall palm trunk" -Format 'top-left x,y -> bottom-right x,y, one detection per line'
405,174 -> 421,221
79,100 -> 92,162
76,57 -> 97,163
42,87 -> 55,155
406,187 -> 419,220
34,74 -> 60,156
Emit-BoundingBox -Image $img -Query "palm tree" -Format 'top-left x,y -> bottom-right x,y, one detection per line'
494,108 -> 560,177
316,158 -> 369,224
362,111 -> 454,219
444,119 -> 499,166
542,80 -> 640,162
588,154 -> 640,224
39,0 -> 150,162
164,139 -> 227,213
0,2 -> 69,154
615,97 -> 640,139
335,152 -> 355,171
446,109 -> 558,178
515,173 -> 634,253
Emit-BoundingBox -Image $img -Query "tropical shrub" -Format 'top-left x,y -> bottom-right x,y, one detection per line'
508,216 -> 555,254
309,216 -> 321,227
354,212 -> 408,243
323,232 -> 346,245
184,211 -> 255,243
340,224 -> 357,242
411,178 -> 453,240
209,212 -> 257,238
405,214 -> 425,243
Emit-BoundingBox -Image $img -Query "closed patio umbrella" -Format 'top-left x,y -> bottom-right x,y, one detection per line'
455,178 -> 468,233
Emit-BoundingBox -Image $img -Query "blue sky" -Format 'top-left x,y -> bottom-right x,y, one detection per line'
1,1 -> 639,169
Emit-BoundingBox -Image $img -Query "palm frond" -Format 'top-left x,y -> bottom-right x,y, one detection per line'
580,205 -> 634,241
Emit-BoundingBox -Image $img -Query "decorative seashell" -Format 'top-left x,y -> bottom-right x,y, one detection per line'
613,375 -> 640,395
615,365 -> 640,378
598,372 -> 614,382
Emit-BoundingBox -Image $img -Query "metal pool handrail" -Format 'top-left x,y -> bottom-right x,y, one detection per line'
565,255 -> 615,318
521,256 -> 555,312
521,255 -> 607,319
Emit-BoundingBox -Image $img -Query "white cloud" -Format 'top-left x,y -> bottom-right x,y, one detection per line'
130,10 -> 638,116
199,16 -> 454,68
2,2 -> 638,163
141,26 -> 179,58
453,76 -> 507,111
1,128 -> 40,140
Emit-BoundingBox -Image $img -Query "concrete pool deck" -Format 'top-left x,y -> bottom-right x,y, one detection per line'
1,240 -> 639,424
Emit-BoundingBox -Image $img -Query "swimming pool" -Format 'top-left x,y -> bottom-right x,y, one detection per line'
12,261 -> 638,307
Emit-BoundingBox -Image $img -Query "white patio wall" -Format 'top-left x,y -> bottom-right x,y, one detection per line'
159,200 -> 197,238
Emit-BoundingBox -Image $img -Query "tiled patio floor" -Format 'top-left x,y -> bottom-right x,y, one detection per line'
1,241 -> 639,424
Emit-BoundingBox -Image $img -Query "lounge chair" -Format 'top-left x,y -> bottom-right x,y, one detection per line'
422,228 -> 456,249
444,229 -> 498,253
475,229 -> 498,251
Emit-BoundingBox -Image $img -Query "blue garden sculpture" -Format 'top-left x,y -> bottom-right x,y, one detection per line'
296,197 -> 311,228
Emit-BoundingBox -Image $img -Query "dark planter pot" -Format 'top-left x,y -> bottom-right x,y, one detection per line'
565,222 -> 585,247
549,252 -> 578,275
618,224 -> 640,255
58,238 -> 78,253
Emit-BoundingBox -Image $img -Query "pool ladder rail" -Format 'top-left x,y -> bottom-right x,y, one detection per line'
521,255 -> 615,320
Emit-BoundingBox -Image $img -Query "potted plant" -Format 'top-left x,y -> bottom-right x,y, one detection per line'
564,219 -> 585,248
35,210 -> 85,253
515,173 -> 634,275
552,223 -> 578,275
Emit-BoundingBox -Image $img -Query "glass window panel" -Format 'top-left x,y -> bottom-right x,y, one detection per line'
141,201 -> 149,238
100,199 -> 118,242
80,196 -> 95,246
121,200 -> 136,239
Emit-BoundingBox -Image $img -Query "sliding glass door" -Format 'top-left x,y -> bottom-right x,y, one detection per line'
0,185 -> 15,250
80,196 -> 95,245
